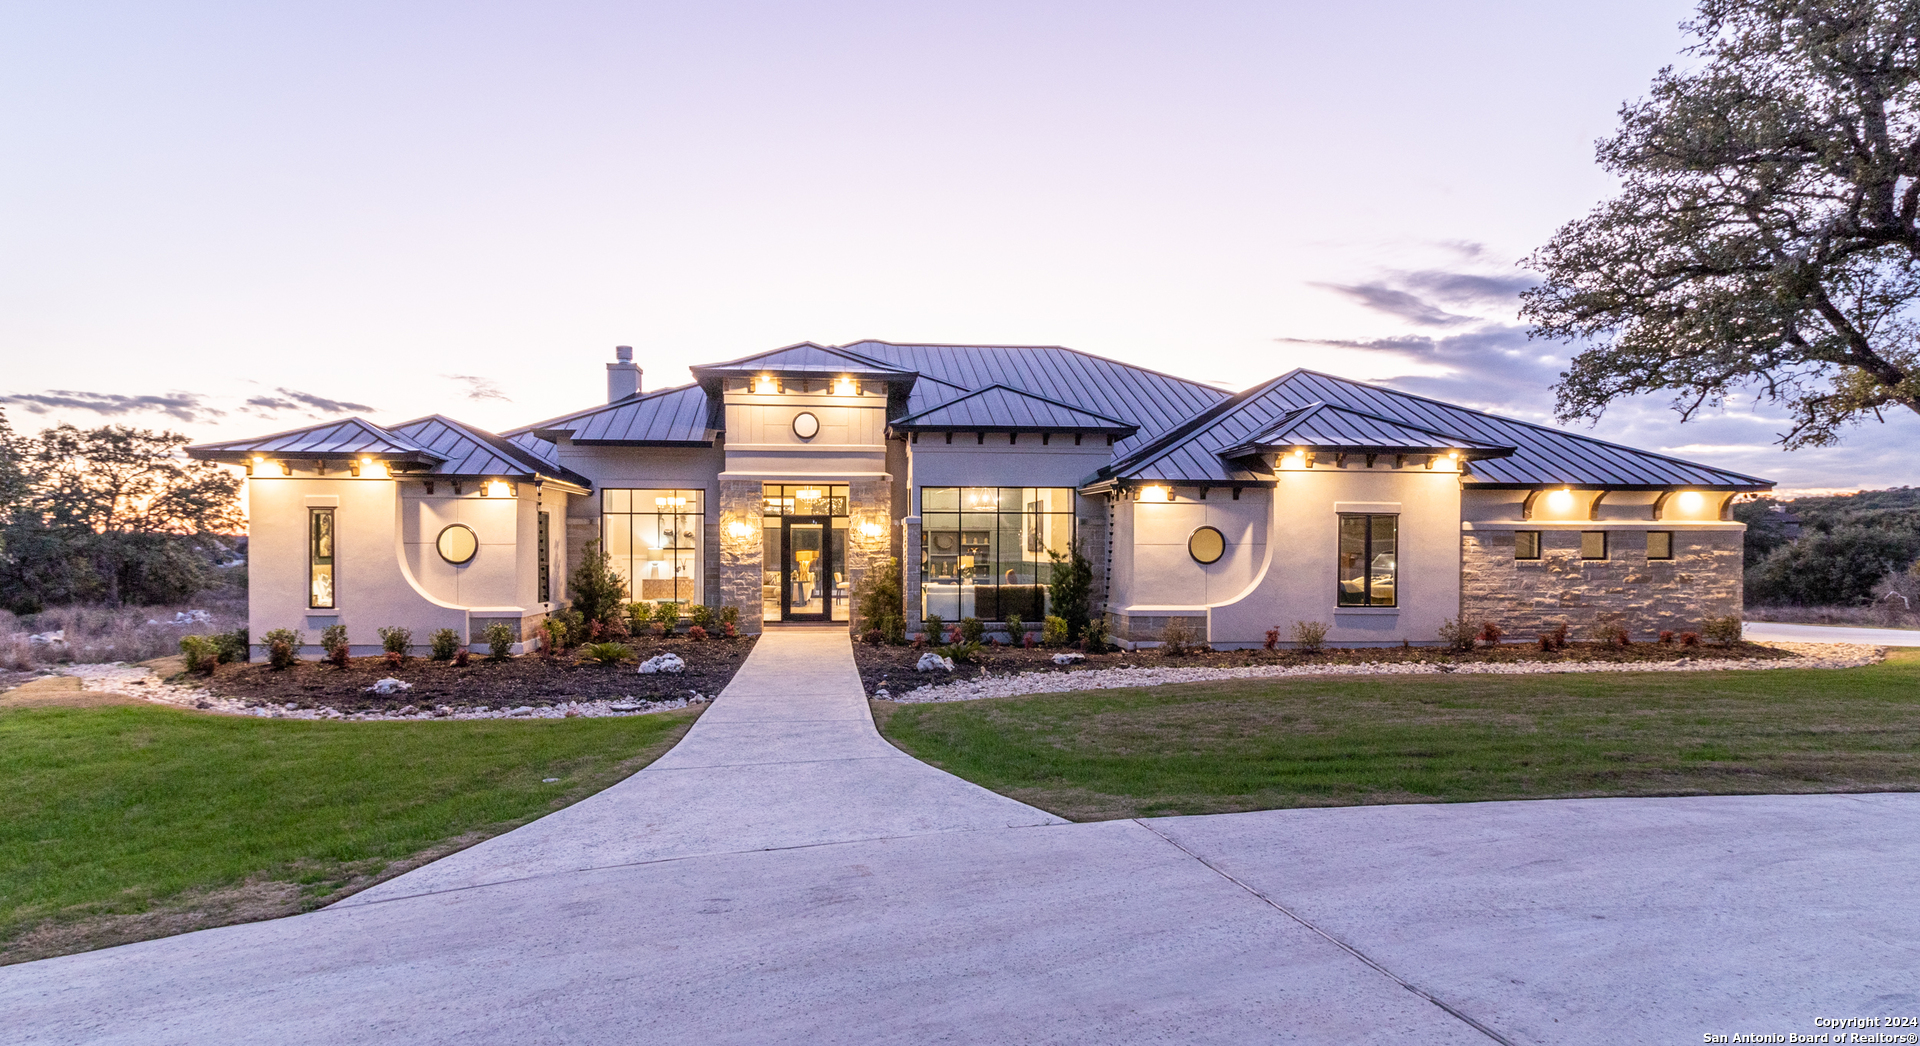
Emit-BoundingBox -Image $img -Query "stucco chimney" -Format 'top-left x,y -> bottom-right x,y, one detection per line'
607,345 -> 642,402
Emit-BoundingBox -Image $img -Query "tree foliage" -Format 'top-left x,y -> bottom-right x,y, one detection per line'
1047,542 -> 1094,641
1524,0 -> 1920,447
0,419 -> 243,611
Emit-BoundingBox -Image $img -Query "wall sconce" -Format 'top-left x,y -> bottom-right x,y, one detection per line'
753,375 -> 779,395
832,377 -> 858,397
1546,488 -> 1575,513
1676,490 -> 1704,513
481,479 -> 514,498
1138,485 -> 1171,503
725,519 -> 756,540
858,521 -> 885,538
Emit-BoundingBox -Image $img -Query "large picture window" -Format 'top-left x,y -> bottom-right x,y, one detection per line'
1337,513 -> 1396,607
309,507 -> 335,609
920,487 -> 1075,622
602,489 -> 703,604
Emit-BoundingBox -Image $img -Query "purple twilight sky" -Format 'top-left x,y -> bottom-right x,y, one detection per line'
4,0 -> 1916,494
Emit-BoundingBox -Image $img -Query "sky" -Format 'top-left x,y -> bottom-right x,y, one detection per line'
4,0 -> 1917,495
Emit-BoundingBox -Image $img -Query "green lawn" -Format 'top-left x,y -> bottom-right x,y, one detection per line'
0,703 -> 699,963
874,651 -> 1920,821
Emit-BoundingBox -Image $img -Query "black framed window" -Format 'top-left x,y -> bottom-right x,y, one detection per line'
602,489 -> 704,603
1514,530 -> 1542,560
920,486 -> 1075,622
1647,531 -> 1673,560
309,508 -> 335,608
1581,531 -> 1609,560
1337,514 -> 1397,607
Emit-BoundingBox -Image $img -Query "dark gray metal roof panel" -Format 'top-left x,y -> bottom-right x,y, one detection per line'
188,418 -> 438,462
517,383 -> 717,446
387,416 -> 593,488
890,384 -> 1137,433
839,341 -> 1228,455
1227,402 -> 1516,457
691,341 -> 917,380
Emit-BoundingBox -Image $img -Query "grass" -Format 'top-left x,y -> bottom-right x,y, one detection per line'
874,650 -> 1920,821
0,700 -> 700,964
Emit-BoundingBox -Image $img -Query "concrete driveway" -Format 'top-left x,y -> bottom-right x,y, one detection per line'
4,629 -> 1915,1045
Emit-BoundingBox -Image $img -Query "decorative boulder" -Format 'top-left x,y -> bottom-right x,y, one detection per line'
915,653 -> 955,673
638,653 -> 686,675
1051,652 -> 1086,665
365,677 -> 413,695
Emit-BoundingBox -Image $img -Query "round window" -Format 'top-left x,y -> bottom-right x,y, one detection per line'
792,411 -> 820,439
437,523 -> 478,565
1188,526 -> 1225,565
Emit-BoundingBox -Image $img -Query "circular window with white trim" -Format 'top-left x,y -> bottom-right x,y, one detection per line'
437,523 -> 478,565
1188,525 -> 1225,565
792,411 -> 820,439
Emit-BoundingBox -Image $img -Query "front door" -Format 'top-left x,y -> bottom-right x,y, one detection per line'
782,516 -> 832,621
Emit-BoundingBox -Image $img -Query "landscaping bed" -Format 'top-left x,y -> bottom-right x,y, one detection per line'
200,635 -> 757,710
851,638 -> 1797,697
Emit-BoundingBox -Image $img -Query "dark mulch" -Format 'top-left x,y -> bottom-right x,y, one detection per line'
851,639 -> 1796,696
199,636 -> 757,710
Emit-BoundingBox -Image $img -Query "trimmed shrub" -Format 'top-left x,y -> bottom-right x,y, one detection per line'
923,613 -> 945,648
1161,617 -> 1199,656
540,618 -> 568,655
1047,542 -> 1094,641
1004,614 -> 1023,645
1593,623 -> 1631,648
688,604 -> 713,630
377,626 -> 413,659
861,627 -> 883,645
429,628 -> 461,661
719,605 -> 739,630
484,621 -> 515,660
688,625 -> 708,641
212,628 -> 249,665
1264,627 -> 1281,652
959,616 -> 985,644
1083,616 -> 1110,652
1680,631 -> 1702,647
453,646 -> 470,667
628,601 -> 654,631
655,602 -> 681,633
1041,615 -> 1069,647
179,634 -> 218,674
1546,622 -> 1570,651
1291,619 -> 1329,653
580,641 -> 633,665
1658,630 -> 1676,645
320,624 -> 350,667
1476,621 -> 1504,647
855,556 -> 905,645
262,627 -> 300,670
1702,615 -> 1744,646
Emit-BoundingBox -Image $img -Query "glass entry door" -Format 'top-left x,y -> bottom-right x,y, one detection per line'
782,516 -> 832,621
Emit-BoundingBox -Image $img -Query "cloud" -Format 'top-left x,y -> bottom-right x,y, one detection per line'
0,390 -> 223,423
244,388 -> 374,415
443,374 -> 510,402
1311,281 -> 1477,327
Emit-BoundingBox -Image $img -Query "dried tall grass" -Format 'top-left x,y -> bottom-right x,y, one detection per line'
0,592 -> 248,666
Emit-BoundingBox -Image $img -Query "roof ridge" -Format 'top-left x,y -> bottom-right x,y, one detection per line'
1099,373 -> 1294,478
893,382 -> 1134,427
1255,400 -> 1515,449
188,415 -> 429,454
502,380 -> 703,436
842,340 -> 1234,401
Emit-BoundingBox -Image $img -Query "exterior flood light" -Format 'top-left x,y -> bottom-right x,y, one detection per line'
1677,490 -> 1705,513
858,521 -> 885,538
1139,485 -> 1171,503
725,520 -> 756,540
1546,488 -> 1575,513
754,375 -> 779,394
482,479 -> 514,498
832,377 -> 857,396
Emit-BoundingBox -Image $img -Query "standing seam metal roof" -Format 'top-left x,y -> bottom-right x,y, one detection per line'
889,384 -> 1137,433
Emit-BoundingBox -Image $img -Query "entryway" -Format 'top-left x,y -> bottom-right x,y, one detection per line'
762,482 -> 850,624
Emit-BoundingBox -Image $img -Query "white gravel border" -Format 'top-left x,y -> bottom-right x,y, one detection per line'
58,662 -> 709,721
877,642 -> 1886,704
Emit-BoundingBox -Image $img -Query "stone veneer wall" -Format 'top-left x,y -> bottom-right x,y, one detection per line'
844,476 -> 894,635
717,480 -> 765,634
1460,528 -> 1744,640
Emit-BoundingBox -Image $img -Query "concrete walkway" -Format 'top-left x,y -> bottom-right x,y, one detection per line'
1744,619 -> 1920,646
4,631 -> 1916,1045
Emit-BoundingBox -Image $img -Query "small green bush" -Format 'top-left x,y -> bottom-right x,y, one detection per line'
923,613 -> 945,644
429,628 -> 461,661
1083,616 -> 1110,652
1702,615 -> 1744,646
1291,619 -> 1328,653
1592,622 -> 1631,648
261,627 -> 301,670
855,556 -> 906,645
179,634 -> 218,674
1004,614 -> 1023,642
959,616 -> 984,644
1041,615 -> 1069,647
1436,617 -> 1476,652
484,621 -> 516,660
688,604 -> 714,630
541,618 -> 568,654
719,604 -> 739,629
935,640 -> 982,663
579,641 -> 633,665
320,624 -> 350,666
628,601 -> 654,630
212,628 -> 249,665
656,602 -> 681,633
378,626 -> 413,658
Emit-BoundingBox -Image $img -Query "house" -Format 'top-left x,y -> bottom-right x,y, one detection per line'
189,341 -> 1771,655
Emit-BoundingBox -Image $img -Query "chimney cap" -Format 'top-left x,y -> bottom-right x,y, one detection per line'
614,345 -> 633,362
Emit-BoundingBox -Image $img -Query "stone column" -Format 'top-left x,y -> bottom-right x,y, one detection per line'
717,479 -> 765,634
845,475 -> 894,635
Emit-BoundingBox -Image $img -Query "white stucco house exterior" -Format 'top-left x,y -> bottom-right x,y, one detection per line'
190,341 -> 1772,655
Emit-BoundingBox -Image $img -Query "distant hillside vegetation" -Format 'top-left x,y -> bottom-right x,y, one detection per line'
1737,487 -> 1920,608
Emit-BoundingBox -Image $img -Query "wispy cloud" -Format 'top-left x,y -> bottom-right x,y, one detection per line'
443,374 -> 510,402
0,390 -> 223,423
1310,281 -> 1478,327
244,388 -> 374,415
